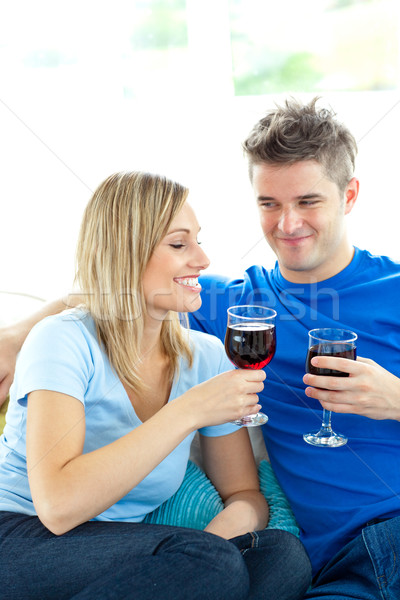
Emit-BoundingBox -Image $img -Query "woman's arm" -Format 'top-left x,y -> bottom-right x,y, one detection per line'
27,389 -> 198,535
201,429 -> 269,539
27,369 -> 265,535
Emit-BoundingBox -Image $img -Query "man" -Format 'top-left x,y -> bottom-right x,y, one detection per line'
189,97 -> 400,598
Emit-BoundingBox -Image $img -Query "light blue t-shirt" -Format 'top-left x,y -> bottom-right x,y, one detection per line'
0,310 -> 238,521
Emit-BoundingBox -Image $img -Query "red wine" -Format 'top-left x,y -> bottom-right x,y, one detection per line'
225,323 -> 276,370
306,344 -> 356,377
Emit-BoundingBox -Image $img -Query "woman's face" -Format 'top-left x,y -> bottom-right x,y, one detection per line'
142,202 -> 210,321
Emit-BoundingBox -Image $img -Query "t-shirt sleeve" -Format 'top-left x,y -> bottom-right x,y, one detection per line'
15,313 -> 94,407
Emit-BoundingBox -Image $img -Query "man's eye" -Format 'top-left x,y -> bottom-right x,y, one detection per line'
300,200 -> 319,207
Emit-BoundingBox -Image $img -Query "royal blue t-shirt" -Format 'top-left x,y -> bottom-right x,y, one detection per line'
190,247 -> 400,574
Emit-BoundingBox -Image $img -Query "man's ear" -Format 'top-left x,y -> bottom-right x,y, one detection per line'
344,177 -> 359,215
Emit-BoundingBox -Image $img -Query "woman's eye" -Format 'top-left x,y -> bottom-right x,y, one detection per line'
170,243 -> 185,249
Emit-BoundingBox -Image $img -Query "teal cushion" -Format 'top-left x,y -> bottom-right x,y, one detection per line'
258,459 -> 299,537
144,461 -> 223,529
144,459 -> 299,537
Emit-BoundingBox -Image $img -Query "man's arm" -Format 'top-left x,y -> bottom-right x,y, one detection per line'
0,294 -> 82,405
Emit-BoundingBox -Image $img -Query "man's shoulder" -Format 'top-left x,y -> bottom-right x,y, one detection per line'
357,248 -> 400,279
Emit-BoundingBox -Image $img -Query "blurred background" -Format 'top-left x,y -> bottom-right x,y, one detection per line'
1,0 -> 399,303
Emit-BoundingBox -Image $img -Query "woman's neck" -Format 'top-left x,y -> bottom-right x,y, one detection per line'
140,317 -> 165,363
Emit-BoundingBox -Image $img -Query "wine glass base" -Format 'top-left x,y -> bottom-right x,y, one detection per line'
303,431 -> 347,447
233,413 -> 268,427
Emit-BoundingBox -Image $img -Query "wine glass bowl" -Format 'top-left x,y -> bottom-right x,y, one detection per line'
303,328 -> 357,447
225,305 -> 277,427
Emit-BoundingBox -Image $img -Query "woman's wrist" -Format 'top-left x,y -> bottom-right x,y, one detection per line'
159,396 -> 199,437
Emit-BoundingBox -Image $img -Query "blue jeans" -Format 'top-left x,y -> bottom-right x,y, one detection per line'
0,511 -> 311,600
230,528 -> 311,600
305,516 -> 400,599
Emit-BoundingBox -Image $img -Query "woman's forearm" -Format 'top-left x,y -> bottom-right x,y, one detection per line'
204,490 -> 269,539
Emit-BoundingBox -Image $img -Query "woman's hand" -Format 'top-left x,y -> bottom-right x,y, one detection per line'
303,355 -> 400,421
176,369 -> 266,430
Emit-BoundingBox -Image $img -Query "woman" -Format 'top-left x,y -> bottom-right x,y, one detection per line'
0,171 -> 311,599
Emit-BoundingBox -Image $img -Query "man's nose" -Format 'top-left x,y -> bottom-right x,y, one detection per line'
278,208 -> 303,235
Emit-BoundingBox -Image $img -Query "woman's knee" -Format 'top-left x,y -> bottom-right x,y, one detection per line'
270,530 -> 312,593
156,528 -> 250,599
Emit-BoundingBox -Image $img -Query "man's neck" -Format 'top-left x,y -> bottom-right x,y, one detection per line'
278,245 -> 355,284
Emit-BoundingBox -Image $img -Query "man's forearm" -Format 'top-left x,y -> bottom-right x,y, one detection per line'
6,293 -> 82,351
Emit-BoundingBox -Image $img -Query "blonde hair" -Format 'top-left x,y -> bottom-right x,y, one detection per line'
75,171 -> 193,394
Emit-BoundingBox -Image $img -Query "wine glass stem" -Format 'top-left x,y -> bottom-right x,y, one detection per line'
321,409 -> 332,430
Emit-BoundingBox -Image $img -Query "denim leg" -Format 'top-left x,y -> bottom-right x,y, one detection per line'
0,512 -> 249,600
305,516 -> 400,600
362,517 -> 400,600
230,528 -> 312,600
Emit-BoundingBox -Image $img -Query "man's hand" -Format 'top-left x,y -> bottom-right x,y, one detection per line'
0,326 -> 18,406
303,356 -> 400,421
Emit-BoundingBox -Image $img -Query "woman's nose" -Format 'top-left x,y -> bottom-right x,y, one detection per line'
192,245 -> 210,270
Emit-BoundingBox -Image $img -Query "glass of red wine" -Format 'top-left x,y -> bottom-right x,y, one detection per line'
303,328 -> 357,447
224,305 -> 277,427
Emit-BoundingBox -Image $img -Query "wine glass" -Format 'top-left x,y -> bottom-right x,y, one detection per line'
224,305 -> 277,427
303,328 -> 357,447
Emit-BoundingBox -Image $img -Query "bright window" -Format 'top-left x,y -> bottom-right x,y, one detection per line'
230,0 -> 399,95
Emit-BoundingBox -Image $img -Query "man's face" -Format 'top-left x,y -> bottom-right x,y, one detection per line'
252,160 -> 358,283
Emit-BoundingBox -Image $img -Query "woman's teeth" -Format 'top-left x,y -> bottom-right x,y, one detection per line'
177,278 -> 199,287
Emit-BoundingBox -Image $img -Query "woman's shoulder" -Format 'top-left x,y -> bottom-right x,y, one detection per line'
186,327 -> 225,353
23,308 -> 98,355
183,327 -> 232,377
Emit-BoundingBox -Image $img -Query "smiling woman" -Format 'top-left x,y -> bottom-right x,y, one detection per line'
75,171 -> 196,395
